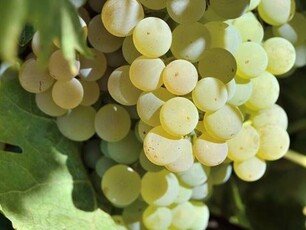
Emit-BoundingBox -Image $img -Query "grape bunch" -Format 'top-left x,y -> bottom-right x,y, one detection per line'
17,0 -> 306,229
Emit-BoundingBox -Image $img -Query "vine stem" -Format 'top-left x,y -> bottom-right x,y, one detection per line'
284,149 -> 306,168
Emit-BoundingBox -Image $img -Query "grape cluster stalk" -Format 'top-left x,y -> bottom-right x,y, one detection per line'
16,0 -> 306,229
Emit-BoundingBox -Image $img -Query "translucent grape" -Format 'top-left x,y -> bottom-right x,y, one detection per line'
83,139 -> 102,169
129,56 -> 165,91
80,80 -> 100,106
166,0 -> 206,24
48,50 -> 80,81
210,163 -> 232,185
143,126 -> 184,165
122,35 -> 141,64
170,202 -> 196,230
122,199 -> 147,230
56,106 -> 96,142
79,48 -> 107,81
198,48 -> 237,83
189,201 -> 210,230
138,0 -> 166,10
192,77 -> 228,112
227,123 -> 260,162
139,150 -> 163,172
108,65 -> 142,106
137,88 -> 174,127
52,78 -> 84,109
35,88 -> 67,117
250,104 -> 288,130
226,78 -> 237,101
245,71 -> 279,110
263,37 -> 296,75
31,31 -> 56,57
258,0 -> 295,26
88,0 -> 106,13
209,0 -> 250,19
101,0 -> 144,37
177,162 -> 210,187
165,139 -> 194,173
101,165 -> 141,207
235,42 -> 268,79
248,0 -> 261,10
204,21 -> 242,54
257,125 -> 290,161
204,104 -> 243,141
95,104 -> 131,142
95,156 -> 116,177
141,169 -> 180,206
294,43 -> 306,68
174,181 -> 192,204
171,22 -> 211,63
133,17 -> 172,58
234,156 -> 266,182
193,133 -> 228,166
160,97 -> 199,136
143,206 -> 172,230
227,77 -> 253,106
105,49 -> 126,68
106,131 -> 142,164
191,181 -> 212,201
162,59 -> 198,96
19,59 -> 54,93
135,120 -> 152,143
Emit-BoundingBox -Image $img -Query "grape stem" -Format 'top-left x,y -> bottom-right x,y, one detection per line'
284,149 -> 306,168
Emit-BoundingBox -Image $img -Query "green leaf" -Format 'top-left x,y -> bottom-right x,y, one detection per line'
18,25 -> 35,47
0,71 -> 116,230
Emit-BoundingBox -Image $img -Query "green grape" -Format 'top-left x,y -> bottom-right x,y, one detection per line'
162,59 -> 198,96
112,215 -> 129,230
189,201 -> 210,230
79,80 -> 100,106
204,21 -> 242,54
19,58 -> 54,93
171,22 -> 211,63
135,120 -> 153,143
106,131 -> 142,164
160,97 -> 198,136
258,0 -> 295,26
209,0 -> 250,20
245,71 -> 279,111
87,14 -> 123,53
177,162 -> 210,187
101,0 -> 144,37
234,156 -> 266,182
129,56 -> 165,91
123,105 -> 140,120
251,104 -> 288,130
105,48 -> 127,68
227,123 -> 260,162
122,199 -> 147,230
138,0 -> 166,10
79,48 -> 107,81
142,205 -> 172,230
174,181 -> 192,205
210,163 -> 232,185
233,12 -> 264,43
193,132 -> 228,167
200,7 -> 225,24
198,48 -> 237,84
227,77 -> 253,106
235,42 -> 268,79
165,138 -> 194,173
226,78 -> 237,101
192,77 -> 228,112
31,31 -> 56,57
248,0 -> 261,10
35,88 -> 67,117
108,65 -> 142,106
122,35 -> 141,64
141,169 -> 180,206
273,12 -> 306,45
48,49 -> 80,81
294,43 -> 306,68
139,150 -> 163,172
166,0 -> 206,24
170,202 -> 196,230
101,164 -> 141,207
56,106 -> 96,142
263,37 -> 296,75
191,181 -> 212,200
204,104 -> 243,141
95,156 -> 116,177
100,139 -> 111,159
83,139 -> 103,169
133,17 -> 172,58
143,126 -> 184,165
95,104 -> 131,142
257,125 -> 290,161
137,88 -> 174,127
52,78 -> 84,109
